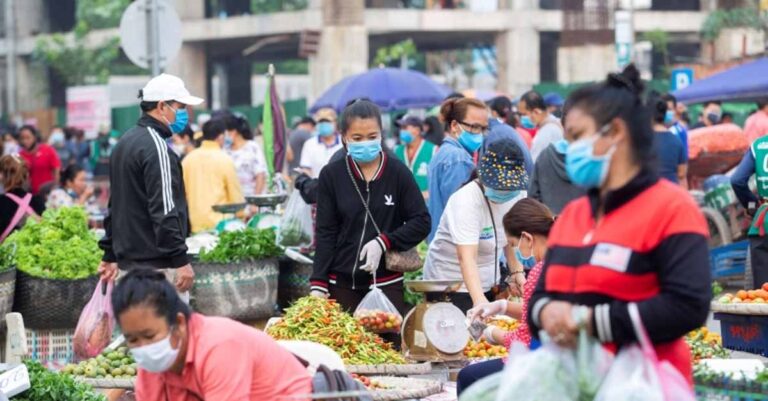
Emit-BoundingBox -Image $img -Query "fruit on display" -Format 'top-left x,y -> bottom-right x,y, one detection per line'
355,310 -> 402,334
463,339 -> 509,360
487,317 -> 520,332
350,374 -> 390,390
267,296 -> 406,365
718,283 -> 768,304
686,328 -> 729,364
62,347 -> 137,379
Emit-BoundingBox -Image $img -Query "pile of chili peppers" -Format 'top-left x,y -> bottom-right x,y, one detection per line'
267,296 -> 406,365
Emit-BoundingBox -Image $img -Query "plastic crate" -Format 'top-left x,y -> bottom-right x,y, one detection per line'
714,313 -> 768,357
25,328 -> 75,369
710,241 -> 749,279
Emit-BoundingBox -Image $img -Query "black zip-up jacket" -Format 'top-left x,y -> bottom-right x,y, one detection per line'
311,153 -> 431,293
99,115 -> 190,269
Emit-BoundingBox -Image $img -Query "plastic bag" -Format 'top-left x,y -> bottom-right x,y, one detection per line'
278,191 -> 313,247
459,371 -> 502,401
594,303 -> 695,401
73,281 -> 114,359
353,286 -> 403,334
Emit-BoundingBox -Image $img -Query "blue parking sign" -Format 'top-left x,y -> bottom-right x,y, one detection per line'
670,68 -> 694,91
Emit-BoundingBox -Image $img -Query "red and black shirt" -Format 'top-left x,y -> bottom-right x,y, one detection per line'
528,169 -> 711,378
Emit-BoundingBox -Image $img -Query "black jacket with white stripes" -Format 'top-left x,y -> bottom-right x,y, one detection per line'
99,114 -> 190,269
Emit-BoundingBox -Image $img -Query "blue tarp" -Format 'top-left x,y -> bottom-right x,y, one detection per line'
673,58 -> 768,104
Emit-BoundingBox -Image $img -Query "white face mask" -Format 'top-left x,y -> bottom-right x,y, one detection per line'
130,330 -> 180,373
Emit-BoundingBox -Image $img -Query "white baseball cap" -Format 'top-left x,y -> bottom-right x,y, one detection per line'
140,73 -> 204,106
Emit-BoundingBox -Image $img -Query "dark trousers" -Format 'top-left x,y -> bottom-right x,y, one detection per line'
457,358 -> 505,396
426,290 -> 496,314
329,281 -> 408,347
750,236 -> 768,288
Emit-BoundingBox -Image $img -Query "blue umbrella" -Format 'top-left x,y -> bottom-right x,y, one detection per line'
673,58 -> 768,104
310,68 -> 451,113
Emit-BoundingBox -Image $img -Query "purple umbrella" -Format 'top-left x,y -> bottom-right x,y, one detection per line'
310,68 -> 451,113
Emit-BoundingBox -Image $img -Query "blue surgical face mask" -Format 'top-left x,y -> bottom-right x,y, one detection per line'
166,105 -> 188,134
347,139 -> 382,163
484,187 -> 519,204
565,127 -> 615,189
458,130 -> 483,153
514,233 -> 537,269
223,135 -> 234,149
317,122 -> 335,137
553,139 -> 569,155
664,110 -> 675,125
400,130 -> 414,145
520,115 -> 535,129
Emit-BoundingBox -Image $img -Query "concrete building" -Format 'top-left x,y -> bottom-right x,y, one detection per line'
0,0 -> 734,116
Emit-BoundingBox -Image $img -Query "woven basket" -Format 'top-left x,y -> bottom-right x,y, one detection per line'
277,257 -> 312,311
13,271 -> 99,330
346,362 -> 432,376
0,268 -> 16,330
191,259 -> 278,321
369,376 -> 443,401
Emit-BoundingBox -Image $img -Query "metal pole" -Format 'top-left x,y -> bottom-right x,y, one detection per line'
146,0 -> 161,76
5,0 -> 16,116
628,0 -> 635,62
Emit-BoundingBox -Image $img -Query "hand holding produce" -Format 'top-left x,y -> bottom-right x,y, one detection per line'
356,310 -> 402,334
467,299 -> 508,322
359,239 -> 384,273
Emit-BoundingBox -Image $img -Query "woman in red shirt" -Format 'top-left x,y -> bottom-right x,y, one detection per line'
18,125 -> 61,194
112,270 -> 313,401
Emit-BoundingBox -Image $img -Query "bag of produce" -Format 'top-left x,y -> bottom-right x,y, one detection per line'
277,191 -> 313,247
459,371 -> 502,401
353,286 -> 403,334
73,281 -> 114,359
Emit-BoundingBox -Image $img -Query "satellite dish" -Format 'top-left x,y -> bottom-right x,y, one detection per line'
119,0 -> 182,70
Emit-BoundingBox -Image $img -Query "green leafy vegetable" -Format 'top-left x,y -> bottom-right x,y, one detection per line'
199,228 -> 283,263
712,281 -> 724,298
2,207 -> 101,279
11,360 -> 105,401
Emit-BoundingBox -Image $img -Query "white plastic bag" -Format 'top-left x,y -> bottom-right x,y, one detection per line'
278,191 -> 313,247
459,371 -> 502,401
353,286 -> 403,334
594,303 -> 695,401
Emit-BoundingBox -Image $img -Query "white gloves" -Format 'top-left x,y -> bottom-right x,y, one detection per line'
467,299 -> 509,322
359,238 -> 385,273
310,290 -> 329,299
482,325 -> 499,345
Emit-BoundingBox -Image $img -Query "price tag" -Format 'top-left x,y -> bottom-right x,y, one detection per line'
0,364 -> 30,398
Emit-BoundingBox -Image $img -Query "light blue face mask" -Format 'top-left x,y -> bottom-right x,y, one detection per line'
347,139 -> 382,163
514,233 -> 537,269
223,135 -> 234,149
317,122 -> 335,137
484,187 -> 519,204
553,139 -> 569,155
167,105 -> 188,134
458,130 -> 483,153
400,130 -> 414,145
565,126 -> 614,189
520,115 -> 535,129
664,110 -> 675,125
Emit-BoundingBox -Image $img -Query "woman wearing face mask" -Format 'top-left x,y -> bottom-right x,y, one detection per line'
224,114 -> 267,196
427,97 -> 489,242
457,198 -> 554,396
46,164 -> 95,210
18,125 -> 61,195
114,269 -> 313,401
309,99 -> 431,317
423,139 -> 528,313
649,92 -> 688,189
528,65 -> 710,384
394,115 -> 435,199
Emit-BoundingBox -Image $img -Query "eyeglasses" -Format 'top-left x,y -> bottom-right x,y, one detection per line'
457,121 -> 489,135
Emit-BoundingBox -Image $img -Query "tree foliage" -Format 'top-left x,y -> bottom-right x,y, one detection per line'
373,39 -> 418,68
642,29 -> 670,79
250,0 -> 308,14
701,7 -> 767,41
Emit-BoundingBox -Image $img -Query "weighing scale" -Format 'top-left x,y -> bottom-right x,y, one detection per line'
401,280 -> 470,362
212,203 -> 248,232
246,193 -> 288,230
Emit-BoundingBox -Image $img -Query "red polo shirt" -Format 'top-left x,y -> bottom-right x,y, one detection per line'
20,144 -> 61,194
135,314 -> 312,401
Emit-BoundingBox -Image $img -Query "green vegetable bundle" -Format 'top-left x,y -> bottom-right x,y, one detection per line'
199,228 -> 283,264
11,360 -> 105,401
2,207 -> 101,279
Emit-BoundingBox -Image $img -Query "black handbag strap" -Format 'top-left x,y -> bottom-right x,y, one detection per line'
345,159 -> 382,235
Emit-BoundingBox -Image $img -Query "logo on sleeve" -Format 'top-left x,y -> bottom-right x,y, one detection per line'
384,194 -> 394,206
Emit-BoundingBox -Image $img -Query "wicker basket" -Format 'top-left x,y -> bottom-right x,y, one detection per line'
191,259 -> 279,321
13,270 -> 99,330
0,268 -> 16,330
277,257 -> 312,311
369,376 -> 443,401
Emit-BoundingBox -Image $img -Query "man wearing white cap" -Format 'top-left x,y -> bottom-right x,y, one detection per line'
98,74 -> 204,293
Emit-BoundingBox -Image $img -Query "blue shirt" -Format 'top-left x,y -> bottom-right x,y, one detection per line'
654,131 -> 686,184
483,119 -> 534,175
731,149 -> 758,209
669,122 -> 689,162
427,136 -> 474,242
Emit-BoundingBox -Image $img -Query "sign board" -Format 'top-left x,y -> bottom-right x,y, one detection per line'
119,0 -> 182,71
0,364 -> 30,398
614,10 -> 633,69
670,68 -> 694,91
66,85 -> 111,139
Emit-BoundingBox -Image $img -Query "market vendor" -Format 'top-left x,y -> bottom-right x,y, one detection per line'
731,129 -> 768,288
423,139 -> 528,313
528,65 -> 711,384
114,269 -> 313,401
310,99 -> 430,314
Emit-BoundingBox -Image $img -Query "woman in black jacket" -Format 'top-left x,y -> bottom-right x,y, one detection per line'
310,99 -> 431,313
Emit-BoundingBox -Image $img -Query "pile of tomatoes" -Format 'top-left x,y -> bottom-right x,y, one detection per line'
356,310 -> 402,334
463,339 -> 509,360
